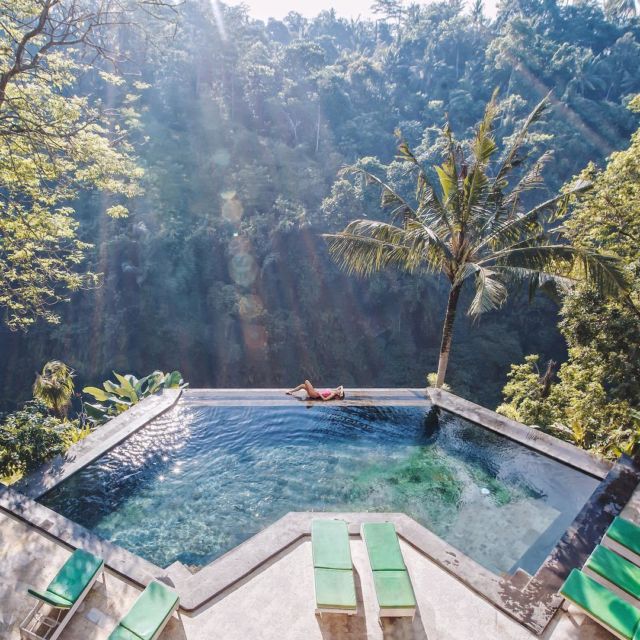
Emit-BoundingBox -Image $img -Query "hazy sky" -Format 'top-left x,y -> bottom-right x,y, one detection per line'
224,0 -> 499,21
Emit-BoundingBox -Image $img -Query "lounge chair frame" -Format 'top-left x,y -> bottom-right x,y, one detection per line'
378,606 -> 416,619
19,567 -> 105,640
315,605 -> 358,616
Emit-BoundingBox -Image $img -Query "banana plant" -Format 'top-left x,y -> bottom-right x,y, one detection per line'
83,371 -> 187,425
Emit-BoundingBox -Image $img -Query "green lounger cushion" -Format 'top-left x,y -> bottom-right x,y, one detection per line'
312,520 -> 352,570
108,626 -> 141,640
560,569 -> 640,640
372,570 -> 416,609
608,517 -> 640,557
362,523 -> 406,571
26,588 -> 73,609
114,581 -> 179,640
362,522 -> 416,611
314,568 -> 357,610
29,549 -> 103,608
587,545 -> 640,600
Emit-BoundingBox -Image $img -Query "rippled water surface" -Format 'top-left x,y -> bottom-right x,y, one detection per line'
40,403 -> 599,573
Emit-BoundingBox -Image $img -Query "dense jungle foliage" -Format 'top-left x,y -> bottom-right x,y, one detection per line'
498,96 -> 640,457
1,0 -> 639,453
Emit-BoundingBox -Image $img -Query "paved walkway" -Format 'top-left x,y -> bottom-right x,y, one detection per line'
2,501 -> 630,640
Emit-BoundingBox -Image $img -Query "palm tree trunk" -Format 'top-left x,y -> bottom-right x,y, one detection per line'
435,283 -> 462,388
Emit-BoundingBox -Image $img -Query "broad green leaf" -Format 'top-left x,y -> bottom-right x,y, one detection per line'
113,372 -> 138,403
83,387 -> 109,402
84,403 -> 108,418
166,371 -> 183,387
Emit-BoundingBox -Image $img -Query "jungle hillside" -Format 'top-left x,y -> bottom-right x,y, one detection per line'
1,0 -> 639,458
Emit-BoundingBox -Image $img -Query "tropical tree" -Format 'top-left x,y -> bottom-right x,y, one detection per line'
324,92 -> 627,388
33,361 -> 75,418
0,0 -> 177,330
371,0 -> 405,23
498,96 -> 640,457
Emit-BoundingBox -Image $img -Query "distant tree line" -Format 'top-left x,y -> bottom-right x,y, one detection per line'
0,0 -> 638,430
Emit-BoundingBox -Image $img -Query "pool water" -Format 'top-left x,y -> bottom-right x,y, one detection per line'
39,403 -> 599,574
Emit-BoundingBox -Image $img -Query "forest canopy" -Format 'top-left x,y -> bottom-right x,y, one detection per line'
0,0 -> 639,459
0,0 -> 180,330
498,96 -> 640,457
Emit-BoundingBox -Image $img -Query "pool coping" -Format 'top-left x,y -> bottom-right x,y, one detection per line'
1,387 -> 638,635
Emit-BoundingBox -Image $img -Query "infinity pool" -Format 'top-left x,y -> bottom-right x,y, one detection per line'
39,402 -> 598,574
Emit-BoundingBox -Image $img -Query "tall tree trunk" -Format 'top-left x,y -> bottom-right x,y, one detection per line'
435,283 -> 462,388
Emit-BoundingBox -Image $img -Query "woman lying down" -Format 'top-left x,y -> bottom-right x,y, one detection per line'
286,380 -> 345,400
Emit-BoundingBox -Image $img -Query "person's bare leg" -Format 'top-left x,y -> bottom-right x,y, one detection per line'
304,380 -> 321,399
286,383 -> 306,395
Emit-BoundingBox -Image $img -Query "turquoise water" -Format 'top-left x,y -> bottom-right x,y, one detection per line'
39,403 -> 598,574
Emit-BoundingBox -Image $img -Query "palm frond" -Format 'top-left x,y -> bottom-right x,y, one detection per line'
464,265 -> 509,317
461,95 -> 503,229
484,243 -> 628,298
503,150 -> 554,213
340,165 -> 417,223
462,166 -> 490,227
435,160 -> 458,205
472,88 -> 499,166
324,233 -> 409,276
492,265 -> 574,301
395,137 -> 449,225
324,218 -> 448,276
404,219 -> 453,263
491,93 -> 550,189
438,122 -> 461,216
475,180 -> 592,254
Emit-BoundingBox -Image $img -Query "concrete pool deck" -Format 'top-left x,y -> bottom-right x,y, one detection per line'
3,490 -> 640,640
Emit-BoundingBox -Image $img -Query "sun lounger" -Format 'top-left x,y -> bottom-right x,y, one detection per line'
311,519 -> 357,615
583,544 -> 640,605
20,548 -> 104,640
361,522 -> 416,619
560,569 -> 640,640
108,581 -> 179,640
603,517 -> 640,567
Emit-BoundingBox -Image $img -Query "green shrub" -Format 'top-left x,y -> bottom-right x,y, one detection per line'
33,361 -> 75,418
0,401 -> 79,478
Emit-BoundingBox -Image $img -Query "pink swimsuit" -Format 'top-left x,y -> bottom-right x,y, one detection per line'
320,389 -> 332,399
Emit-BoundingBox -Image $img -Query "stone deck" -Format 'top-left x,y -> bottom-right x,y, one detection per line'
3,489 -> 640,640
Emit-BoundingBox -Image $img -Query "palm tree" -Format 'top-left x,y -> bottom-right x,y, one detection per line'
324,92 -> 627,388
33,361 -> 75,418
